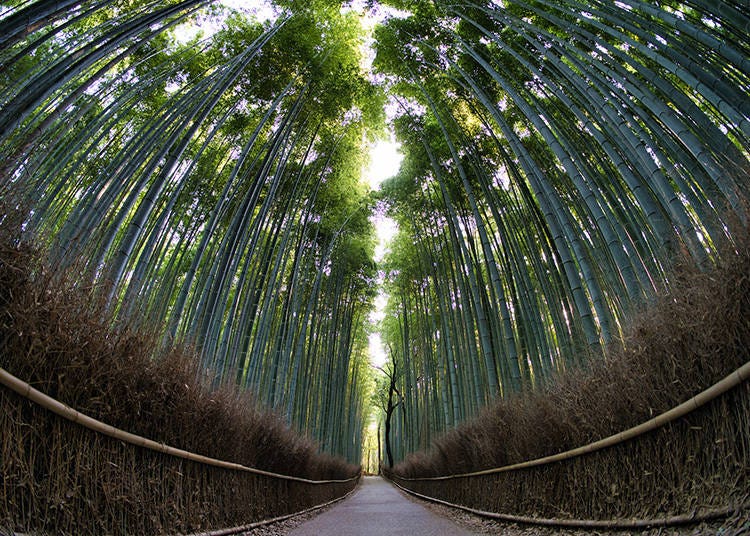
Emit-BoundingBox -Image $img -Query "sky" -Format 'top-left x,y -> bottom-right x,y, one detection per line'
364,138 -> 402,368
174,0 -> 409,43
176,0 -> 405,369
366,138 -> 400,267
173,0 -> 277,42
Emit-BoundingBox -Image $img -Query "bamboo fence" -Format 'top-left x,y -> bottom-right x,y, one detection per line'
386,361 -> 750,527
0,367 -> 359,535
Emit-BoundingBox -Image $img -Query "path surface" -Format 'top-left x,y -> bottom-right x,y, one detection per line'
286,476 -> 480,535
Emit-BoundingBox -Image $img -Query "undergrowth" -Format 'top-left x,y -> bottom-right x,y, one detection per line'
0,202 -> 357,482
394,226 -> 750,478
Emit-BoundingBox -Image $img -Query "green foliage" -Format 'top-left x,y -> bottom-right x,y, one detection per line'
0,0 -> 387,464
372,0 -> 750,464
1,0 -> 749,473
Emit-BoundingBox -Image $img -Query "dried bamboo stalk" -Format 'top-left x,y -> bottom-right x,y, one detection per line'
184,485 -> 359,536
390,479 -> 748,529
394,360 -> 750,480
0,366 -> 359,485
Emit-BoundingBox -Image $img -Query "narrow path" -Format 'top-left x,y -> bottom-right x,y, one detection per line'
286,476 -> 480,535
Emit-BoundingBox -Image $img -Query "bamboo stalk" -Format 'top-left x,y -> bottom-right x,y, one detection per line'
390,479 -> 748,529
184,484 -> 360,536
393,360 -> 750,480
0,366 -> 359,485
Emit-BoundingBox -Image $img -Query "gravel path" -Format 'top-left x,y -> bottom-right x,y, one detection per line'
243,477 -> 749,536
281,476 -> 480,535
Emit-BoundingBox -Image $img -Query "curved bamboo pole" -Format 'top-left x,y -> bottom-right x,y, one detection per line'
393,360 -> 750,481
389,479 -> 748,529
184,484 -> 360,536
0,366 -> 359,485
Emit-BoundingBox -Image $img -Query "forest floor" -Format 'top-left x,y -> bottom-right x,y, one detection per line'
414,495 -> 750,536
244,477 -> 750,536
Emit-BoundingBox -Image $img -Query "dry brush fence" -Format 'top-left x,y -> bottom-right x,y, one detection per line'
386,362 -> 750,529
0,367 -> 359,535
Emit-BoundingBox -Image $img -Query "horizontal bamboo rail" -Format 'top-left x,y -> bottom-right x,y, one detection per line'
184,485 -> 359,536
393,360 -> 750,481
0,366 -> 358,485
390,479 -> 749,530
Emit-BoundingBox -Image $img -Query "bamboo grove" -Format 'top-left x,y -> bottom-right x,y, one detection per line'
0,0 -> 386,462
372,0 -> 749,461
1,0 -> 749,467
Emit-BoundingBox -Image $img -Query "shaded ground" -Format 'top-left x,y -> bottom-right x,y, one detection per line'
245,477 -> 749,536
248,476 -> 480,535
413,494 -> 750,536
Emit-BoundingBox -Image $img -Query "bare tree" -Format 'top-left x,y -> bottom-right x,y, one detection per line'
376,347 -> 404,469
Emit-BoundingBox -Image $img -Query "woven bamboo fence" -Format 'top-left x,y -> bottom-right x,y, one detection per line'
0,368 -> 359,535
386,362 -> 750,528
